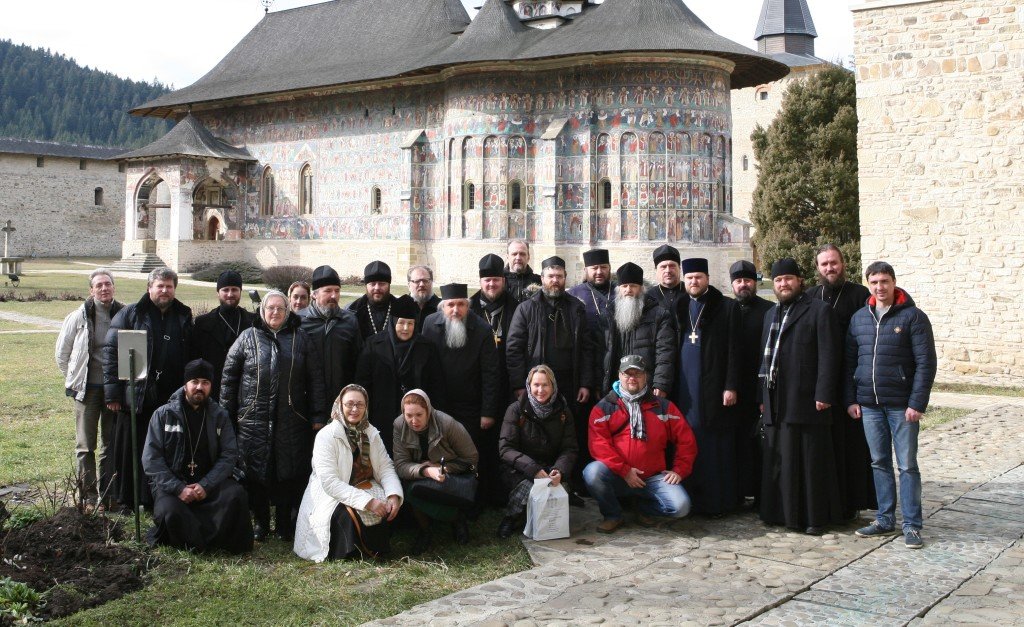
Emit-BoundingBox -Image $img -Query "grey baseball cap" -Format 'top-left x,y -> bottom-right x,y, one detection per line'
619,354 -> 648,373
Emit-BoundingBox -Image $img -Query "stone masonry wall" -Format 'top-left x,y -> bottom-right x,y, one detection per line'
853,0 -> 1024,385
0,153 -> 125,257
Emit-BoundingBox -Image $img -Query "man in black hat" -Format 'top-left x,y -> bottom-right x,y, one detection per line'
470,253 -> 519,404
809,244 -> 876,520
646,244 -> 683,328
348,261 -> 399,339
300,265 -> 363,405
504,239 -> 541,303
602,262 -> 676,397
142,359 -> 252,553
759,258 -> 843,535
673,257 -> 740,516
507,256 -> 597,498
729,260 -> 773,505
190,270 -> 255,401
568,248 -> 615,360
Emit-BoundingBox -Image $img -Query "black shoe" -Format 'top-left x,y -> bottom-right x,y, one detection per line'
568,491 -> 586,508
253,522 -> 268,542
411,530 -> 432,556
497,515 -> 519,539
805,526 -> 825,536
453,520 -> 470,545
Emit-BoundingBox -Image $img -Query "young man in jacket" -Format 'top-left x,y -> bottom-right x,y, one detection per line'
142,359 -> 252,554
846,261 -> 936,549
189,270 -> 254,401
584,355 -> 696,533
55,268 -> 123,509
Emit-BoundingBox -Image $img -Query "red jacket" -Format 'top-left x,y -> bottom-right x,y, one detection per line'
588,390 -> 697,479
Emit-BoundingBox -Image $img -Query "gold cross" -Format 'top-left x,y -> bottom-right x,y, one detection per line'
188,461 -> 197,477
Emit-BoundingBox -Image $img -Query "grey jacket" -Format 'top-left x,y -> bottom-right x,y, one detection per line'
392,403 -> 478,481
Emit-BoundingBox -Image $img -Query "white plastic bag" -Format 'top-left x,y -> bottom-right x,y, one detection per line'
523,477 -> 570,541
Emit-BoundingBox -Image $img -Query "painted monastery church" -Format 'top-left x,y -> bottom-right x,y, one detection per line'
117,0 -> 824,281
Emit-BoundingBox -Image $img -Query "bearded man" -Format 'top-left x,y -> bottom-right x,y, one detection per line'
567,248 -> 615,354
348,261 -> 399,339
407,265 -> 441,332
190,270 -> 254,400
602,262 -> 675,397
300,265 -> 363,406
646,244 -> 683,328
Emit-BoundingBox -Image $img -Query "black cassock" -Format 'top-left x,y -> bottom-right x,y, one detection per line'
809,281 -> 877,517
759,293 -> 843,530
733,294 -> 774,502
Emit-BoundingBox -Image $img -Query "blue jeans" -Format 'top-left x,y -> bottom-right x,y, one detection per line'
583,461 -> 691,521
861,405 -> 922,531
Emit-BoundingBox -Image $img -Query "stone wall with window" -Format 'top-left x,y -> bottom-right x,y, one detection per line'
0,152 -> 124,257
853,0 -> 1024,385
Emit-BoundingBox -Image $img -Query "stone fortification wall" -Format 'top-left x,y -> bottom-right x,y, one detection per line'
853,0 -> 1024,385
0,153 -> 124,257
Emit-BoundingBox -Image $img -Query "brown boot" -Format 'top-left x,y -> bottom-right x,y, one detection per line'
596,518 -> 624,534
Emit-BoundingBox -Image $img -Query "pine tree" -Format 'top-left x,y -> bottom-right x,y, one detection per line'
750,66 -> 861,277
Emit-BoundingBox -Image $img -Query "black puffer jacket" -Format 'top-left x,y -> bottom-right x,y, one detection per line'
220,313 -> 327,483
602,294 -> 677,394
844,289 -> 936,412
498,395 -> 578,490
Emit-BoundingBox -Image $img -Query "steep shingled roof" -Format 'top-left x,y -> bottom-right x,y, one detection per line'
115,115 -> 254,161
134,0 -> 788,117
754,0 -> 817,40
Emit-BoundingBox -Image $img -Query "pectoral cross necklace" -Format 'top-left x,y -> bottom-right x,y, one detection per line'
184,408 -> 207,477
688,300 -> 706,345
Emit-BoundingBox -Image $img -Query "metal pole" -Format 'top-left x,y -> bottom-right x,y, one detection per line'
128,348 -> 141,542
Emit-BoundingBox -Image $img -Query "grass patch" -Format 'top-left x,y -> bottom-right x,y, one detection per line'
0,319 -> 56,332
921,406 -> 970,430
933,382 -> 1024,398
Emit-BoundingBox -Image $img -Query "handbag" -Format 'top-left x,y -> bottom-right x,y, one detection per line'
408,473 -> 478,508
353,479 -> 388,526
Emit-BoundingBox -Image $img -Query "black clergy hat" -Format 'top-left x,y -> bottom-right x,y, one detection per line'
392,295 -> 420,321
311,265 -> 341,290
771,258 -> 803,279
216,270 -> 242,291
541,256 -> 566,270
730,260 -> 757,281
363,261 -> 392,284
479,254 -> 505,278
681,258 -> 709,275
440,283 -> 469,300
652,244 -> 680,266
616,262 -> 644,286
582,248 -> 610,267
183,359 -> 215,384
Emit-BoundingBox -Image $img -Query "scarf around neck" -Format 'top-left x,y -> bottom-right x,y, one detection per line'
526,376 -> 560,420
613,380 -> 648,441
332,397 -> 372,472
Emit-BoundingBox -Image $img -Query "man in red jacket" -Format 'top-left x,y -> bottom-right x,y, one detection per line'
584,355 -> 698,533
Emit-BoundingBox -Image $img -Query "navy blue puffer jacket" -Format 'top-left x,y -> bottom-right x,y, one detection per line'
844,289 -> 937,412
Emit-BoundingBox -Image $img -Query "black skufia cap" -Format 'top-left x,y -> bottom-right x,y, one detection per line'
392,294 -> 420,321
730,260 -> 757,281
363,261 -> 392,284
479,254 -> 505,278
771,258 -> 802,279
582,249 -> 610,267
652,244 -> 680,266
616,262 -> 644,286
311,265 -> 341,290
440,283 -> 468,300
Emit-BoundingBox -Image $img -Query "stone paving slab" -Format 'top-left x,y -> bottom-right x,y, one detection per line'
948,495 -> 1024,522
926,508 -> 1024,539
743,600 -> 904,626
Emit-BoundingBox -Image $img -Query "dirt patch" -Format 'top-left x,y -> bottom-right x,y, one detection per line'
0,507 -> 149,620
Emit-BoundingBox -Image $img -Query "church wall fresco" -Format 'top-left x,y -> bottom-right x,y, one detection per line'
196,61 -> 742,247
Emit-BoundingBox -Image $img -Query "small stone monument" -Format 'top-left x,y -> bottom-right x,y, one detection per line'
1,220 -> 25,275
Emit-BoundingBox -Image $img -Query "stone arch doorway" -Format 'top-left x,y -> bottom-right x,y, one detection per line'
207,216 -> 221,241
135,172 -> 171,241
192,177 -> 238,240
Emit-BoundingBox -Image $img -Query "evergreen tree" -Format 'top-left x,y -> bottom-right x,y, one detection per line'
0,39 -> 172,148
750,66 -> 861,278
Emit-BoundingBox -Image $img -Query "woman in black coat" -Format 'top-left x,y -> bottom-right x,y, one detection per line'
496,365 -> 577,538
221,290 -> 327,541
355,295 -> 445,455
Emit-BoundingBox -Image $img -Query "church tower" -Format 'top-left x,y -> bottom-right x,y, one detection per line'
754,0 -> 817,57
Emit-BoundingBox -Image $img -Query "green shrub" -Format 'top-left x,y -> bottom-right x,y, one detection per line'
262,265 -> 313,293
0,578 -> 43,622
4,507 -> 45,530
190,262 -> 263,285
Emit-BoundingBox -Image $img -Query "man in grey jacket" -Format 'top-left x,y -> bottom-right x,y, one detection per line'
55,268 -> 123,509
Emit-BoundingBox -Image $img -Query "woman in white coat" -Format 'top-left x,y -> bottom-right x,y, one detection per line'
294,384 -> 403,561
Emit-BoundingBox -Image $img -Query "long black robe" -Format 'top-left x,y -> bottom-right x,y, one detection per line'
809,280 -> 877,517
347,294 -> 399,340
733,294 -> 774,502
190,305 -> 255,400
647,283 -> 683,328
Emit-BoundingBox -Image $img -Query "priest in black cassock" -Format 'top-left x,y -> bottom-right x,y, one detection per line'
673,257 -> 740,516
348,261 -> 399,339
808,245 -> 876,519
759,258 -> 843,535
567,248 -> 615,356
729,260 -> 774,505
189,270 -> 255,401
142,359 -> 252,553
646,244 -> 683,328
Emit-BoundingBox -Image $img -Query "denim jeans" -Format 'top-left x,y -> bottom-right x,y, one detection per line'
583,461 -> 691,521
861,405 -> 922,531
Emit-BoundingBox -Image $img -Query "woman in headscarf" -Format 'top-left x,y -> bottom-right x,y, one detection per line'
221,290 -> 326,541
496,365 -> 578,538
355,295 -> 446,455
392,389 -> 478,555
293,384 -> 403,562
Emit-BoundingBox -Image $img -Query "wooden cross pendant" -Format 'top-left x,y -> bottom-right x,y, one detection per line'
689,331 -> 699,345
188,461 -> 197,477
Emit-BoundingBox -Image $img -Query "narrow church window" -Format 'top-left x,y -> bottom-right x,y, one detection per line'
260,167 -> 275,216
599,178 -> 612,210
118,162 -> 126,173
79,159 -> 87,170
94,187 -> 103,206
742,155 -> 749,171
371,186 -> 382,214
464,182 -> 476,211
299,164 -> 313,214
509,180 -> 523,211
36,156 -> 44,168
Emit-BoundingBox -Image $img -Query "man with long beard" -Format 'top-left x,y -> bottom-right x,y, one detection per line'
673,257 -> 740,516
421,283 -> 502,501
808,244 -> 876,520
348,261 -> 399,339
729,260 -> 773,506
759,258 -> 843,534
300,265 -> 363,406
190,270 -> 255,401
602,262 -> 675,397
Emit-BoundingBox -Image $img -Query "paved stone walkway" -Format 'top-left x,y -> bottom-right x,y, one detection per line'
369,402 -> 1024,626
0,311 -> 62,328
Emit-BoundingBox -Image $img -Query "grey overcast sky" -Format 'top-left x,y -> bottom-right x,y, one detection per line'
2,0 -> 853,89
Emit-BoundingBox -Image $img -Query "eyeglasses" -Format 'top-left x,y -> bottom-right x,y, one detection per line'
264,306 -> 287,313
409,279 -> 431,285
343,402 -> 366,410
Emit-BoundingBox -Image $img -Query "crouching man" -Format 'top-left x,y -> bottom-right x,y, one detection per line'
142,359 -> 253,553
584,355 -> 697,533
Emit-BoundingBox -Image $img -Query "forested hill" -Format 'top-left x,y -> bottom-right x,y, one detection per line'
0,39 -> 173,148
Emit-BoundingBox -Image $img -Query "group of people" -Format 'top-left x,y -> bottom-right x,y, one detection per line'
54,238 -> 936,559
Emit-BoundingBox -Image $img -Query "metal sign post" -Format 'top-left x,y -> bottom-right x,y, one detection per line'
127,348 -> 141,542
117,330 -> 148,543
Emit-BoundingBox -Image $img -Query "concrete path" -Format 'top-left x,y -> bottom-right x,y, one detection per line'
369,401 -> 1024,626
0,311 -> 62,329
